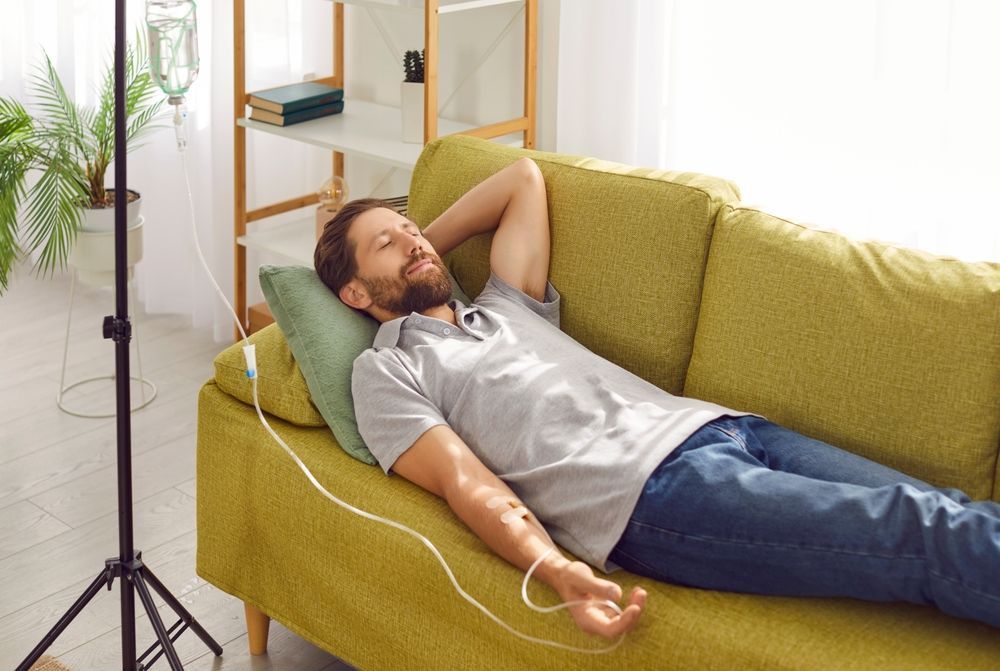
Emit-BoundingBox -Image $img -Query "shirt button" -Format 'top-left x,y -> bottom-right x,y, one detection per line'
413,316 -> 422,323
443,327 -> 452,335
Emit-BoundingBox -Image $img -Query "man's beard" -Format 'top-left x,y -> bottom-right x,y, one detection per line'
360,254 -> 453,315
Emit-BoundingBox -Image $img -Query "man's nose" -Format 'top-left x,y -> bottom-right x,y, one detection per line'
403,234 -> 422,256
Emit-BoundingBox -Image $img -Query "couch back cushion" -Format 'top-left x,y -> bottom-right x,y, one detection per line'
685,204 -> 1000,500
408,135 -> 740,394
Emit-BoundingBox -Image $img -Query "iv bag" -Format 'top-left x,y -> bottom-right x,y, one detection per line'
146,0 -> 199,99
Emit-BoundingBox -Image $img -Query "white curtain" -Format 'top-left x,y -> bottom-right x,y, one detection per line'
557,0 -> 1000,264
1,0 -> 333,342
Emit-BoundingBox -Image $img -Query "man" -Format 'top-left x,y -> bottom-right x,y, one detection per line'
314,157 -> 1000,639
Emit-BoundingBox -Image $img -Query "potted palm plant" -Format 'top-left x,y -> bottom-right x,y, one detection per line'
0,36 -> 165,295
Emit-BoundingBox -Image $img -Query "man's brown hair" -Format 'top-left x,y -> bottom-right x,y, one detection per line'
314,197 -> 394,297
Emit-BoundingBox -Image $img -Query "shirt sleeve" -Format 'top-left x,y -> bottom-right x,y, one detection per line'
351,349 -> 449,476
475,270 -> 561,329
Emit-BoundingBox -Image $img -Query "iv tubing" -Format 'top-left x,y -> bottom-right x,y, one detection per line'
175,114 -> 628,655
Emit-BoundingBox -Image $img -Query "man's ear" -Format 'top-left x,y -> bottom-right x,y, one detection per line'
339,279 -> 372,310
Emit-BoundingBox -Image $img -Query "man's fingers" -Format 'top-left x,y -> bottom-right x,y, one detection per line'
602,604 -> 641,638
580,598 -> 644,639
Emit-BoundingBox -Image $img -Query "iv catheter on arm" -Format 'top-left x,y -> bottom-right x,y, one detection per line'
146,0 -> 636,654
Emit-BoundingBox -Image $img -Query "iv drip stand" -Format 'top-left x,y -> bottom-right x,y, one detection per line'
16,2 -> 222,669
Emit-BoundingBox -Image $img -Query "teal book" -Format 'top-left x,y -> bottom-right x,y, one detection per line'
249,100 -> 345,127
248,82 -> 345,115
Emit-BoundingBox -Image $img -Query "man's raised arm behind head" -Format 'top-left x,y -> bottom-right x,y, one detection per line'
420,157 -> 551,303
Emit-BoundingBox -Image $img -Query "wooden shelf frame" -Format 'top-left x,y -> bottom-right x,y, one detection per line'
233,0 -> 537,341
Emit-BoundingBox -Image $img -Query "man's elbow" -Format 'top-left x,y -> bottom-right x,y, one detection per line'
516,156 -> 544,183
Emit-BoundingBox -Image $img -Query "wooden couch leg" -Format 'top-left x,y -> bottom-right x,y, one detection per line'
244,601 -> 271,655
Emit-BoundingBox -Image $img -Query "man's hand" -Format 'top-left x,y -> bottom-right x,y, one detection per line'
553,561 -> 647,639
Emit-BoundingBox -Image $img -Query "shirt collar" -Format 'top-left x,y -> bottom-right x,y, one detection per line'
372,298 -> 496,350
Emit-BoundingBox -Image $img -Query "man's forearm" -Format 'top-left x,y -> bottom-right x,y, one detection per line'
421,158 -> 532,258
446,482 -> 571,591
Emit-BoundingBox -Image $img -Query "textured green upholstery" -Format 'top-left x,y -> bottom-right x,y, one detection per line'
213,323 -> 325,428
407,135 -> 740,394
685,204 -> 1000,501
197,135 -> 1000,669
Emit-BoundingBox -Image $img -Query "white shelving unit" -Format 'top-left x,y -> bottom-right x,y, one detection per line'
234,0 -> 537,337
237,99 -> 525,171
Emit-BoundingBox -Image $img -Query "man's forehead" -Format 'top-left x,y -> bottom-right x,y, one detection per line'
347,207 -> 400,245
355,208 -> 407,238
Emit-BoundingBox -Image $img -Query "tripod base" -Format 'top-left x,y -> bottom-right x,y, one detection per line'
17,551 -> 223,671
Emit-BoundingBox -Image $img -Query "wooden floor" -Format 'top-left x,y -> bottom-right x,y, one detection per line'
0,260 -> 354,670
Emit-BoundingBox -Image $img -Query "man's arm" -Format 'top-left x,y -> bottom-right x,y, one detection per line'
392,424 -> 645,639
420,157 -> 551,302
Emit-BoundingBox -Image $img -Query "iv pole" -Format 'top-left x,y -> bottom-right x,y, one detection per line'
15,2 -> 222,669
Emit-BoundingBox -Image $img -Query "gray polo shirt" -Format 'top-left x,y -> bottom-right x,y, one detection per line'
351,271 -> 762,572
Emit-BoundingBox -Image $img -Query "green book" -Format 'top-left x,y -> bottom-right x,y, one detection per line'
249,100 -> 345,127
248,82 -> 345,115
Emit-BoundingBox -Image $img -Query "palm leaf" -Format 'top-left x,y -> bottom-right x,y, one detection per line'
91,64 -> 115,169
125,36 -> 167,143
22,142 -> 88,280
27,52 -> 91,163
0,98 -> 40,292
0,141 -> 33,293
0,98 -> 34,142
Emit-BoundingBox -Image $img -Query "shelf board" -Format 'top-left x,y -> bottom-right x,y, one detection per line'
238,217 -> 316,267
238,98 -> 524,169
324,0 -> 524,14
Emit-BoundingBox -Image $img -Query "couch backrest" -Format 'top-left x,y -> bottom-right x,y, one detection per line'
685,204 -> 1000,500
407,135 -> 740,395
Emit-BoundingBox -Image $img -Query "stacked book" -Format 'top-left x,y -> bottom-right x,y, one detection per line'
248,82 -> 344,126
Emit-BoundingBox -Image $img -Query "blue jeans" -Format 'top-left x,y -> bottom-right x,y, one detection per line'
608,415 -> 1000,628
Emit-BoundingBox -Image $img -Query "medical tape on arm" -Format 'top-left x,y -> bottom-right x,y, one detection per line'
486,495 -> 530,524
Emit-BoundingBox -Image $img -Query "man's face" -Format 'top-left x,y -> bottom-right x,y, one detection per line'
348,207 -> 452,316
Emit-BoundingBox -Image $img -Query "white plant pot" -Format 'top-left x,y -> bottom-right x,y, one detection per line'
68,216 -> 145,287
401,81 -> 424,144
79,189 -> 142,232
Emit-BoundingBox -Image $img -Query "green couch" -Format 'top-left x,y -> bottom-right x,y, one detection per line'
197,135 -> 1000,669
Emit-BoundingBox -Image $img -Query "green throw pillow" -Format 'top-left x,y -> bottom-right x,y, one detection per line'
259,264 -> 471,465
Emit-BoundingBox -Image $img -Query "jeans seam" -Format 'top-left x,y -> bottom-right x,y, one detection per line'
711,423 -> 750,452
627,519 -> 926,561
927,569 -> 1000,603
611,545 -> 671,580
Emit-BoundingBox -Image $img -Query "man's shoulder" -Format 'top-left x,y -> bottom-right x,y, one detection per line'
475,270 -> 561,328
353,346 -> 404,378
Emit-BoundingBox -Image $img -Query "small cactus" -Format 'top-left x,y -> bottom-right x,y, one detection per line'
403,49 -> 424,83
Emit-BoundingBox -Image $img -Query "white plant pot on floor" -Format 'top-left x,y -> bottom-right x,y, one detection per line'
70,191 -> 143,286
79,189 -> 142,232
68,219 -> 144,287
401,81 -> 424,144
